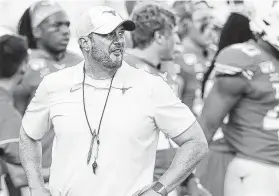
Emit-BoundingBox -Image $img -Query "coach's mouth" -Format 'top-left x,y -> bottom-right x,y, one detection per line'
110,48 -> 123,55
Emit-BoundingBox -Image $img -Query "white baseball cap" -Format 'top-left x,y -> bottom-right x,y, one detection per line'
76,6 -> 135,38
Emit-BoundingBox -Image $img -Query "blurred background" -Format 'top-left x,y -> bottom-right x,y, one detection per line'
0,0 -> 273,54
0,0 -> 260,54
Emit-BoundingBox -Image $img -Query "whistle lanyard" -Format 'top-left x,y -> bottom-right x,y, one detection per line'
82,65 -> 115,174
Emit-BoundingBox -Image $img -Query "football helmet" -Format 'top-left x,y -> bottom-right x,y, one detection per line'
250,1 -> 279,50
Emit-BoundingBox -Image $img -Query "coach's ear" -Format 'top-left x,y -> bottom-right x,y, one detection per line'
78,37 -> 91,52
154,31 -> 164,46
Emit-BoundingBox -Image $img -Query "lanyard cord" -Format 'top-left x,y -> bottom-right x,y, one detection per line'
82,64 -> 115,174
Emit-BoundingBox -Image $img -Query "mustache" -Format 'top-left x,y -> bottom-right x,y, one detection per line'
110,47 -> 124,53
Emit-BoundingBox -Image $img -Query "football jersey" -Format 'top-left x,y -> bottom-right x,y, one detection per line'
14,49 -> 83,115
14,49 -> 82,169
176,37 -> 210,111
214,39 -> 279,165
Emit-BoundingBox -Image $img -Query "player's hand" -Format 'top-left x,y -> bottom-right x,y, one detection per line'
30,187 -> 51,196
187,178 -> 212,196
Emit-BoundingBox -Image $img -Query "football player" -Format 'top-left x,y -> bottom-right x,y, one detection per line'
199,3 -> 279,196
172,0 -> 214,114
195,10 -> 254,196
15,0 -> 83,115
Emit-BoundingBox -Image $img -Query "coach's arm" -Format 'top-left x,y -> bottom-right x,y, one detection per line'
134,76 -> 208,196
159,120 -> 208,193
19,128 -> 47,191
19,78 -> 51,196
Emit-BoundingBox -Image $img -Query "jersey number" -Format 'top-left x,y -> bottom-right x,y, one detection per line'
263,105 -> 279,140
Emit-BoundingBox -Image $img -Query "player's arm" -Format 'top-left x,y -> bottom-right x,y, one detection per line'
19,78 -> 51,192
0,114 -> 21,165
198,74 -> 248,143
13,82 -> 33,115
1,113 -> 50,188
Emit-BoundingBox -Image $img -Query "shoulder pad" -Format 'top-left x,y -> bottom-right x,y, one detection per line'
29,58 -> 48,72
214,43 -> 260,80
216,43 -> 261,69
29,49 -> 51,72
214,63 -> 254,80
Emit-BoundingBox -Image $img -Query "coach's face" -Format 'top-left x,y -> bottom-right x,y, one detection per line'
90,26 -> 125,70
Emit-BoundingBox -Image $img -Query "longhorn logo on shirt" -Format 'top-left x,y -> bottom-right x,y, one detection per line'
103,10 -> 117,16
121,86 -> 132,95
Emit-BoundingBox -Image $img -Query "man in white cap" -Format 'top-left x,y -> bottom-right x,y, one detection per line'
19,5 -> 208,196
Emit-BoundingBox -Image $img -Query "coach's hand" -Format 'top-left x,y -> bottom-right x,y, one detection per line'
30,187 -> 51,196
137,188 -> 162,196
133,187 -> 161,196
132,183 -> 161,196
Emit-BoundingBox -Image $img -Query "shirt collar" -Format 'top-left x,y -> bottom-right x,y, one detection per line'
73,61 -> 133,89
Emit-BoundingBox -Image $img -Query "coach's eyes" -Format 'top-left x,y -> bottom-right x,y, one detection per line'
118,31 -> 125,36
109,31 -> 124,38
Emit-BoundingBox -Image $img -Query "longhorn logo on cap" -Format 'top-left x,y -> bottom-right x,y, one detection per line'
103,10 -> 117,16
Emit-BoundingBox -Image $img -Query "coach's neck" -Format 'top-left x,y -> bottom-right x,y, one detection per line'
84,57 -> 117,80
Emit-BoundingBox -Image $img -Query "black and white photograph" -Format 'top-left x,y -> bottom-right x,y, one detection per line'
0,0 -> 278,196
